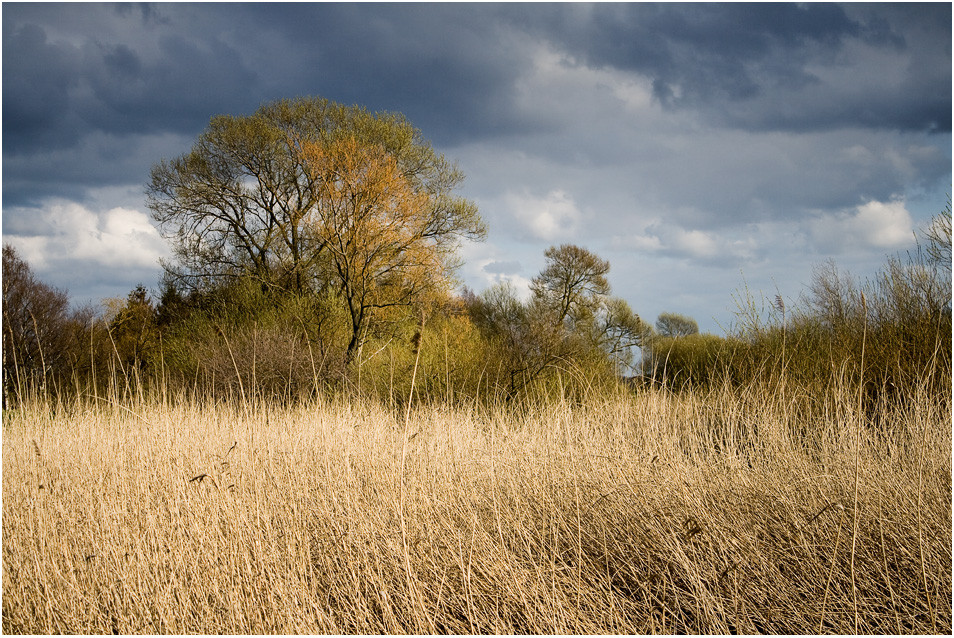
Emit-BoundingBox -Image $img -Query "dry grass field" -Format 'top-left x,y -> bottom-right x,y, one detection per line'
2,382 -> 951,634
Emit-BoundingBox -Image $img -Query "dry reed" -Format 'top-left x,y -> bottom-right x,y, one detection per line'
2,382 -> 950,634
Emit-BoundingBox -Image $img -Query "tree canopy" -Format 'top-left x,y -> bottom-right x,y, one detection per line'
147,96 -> 485,363
655,312 -> 699,338
530,245 -> 645,373
147,97 -> 483,294
530,243 -> 611,327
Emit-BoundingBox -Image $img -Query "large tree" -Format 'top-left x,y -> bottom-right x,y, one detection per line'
147,97 -> 484,299
298,136 -> 466,362
147,97 -> 484,363
530,243 -> 611,327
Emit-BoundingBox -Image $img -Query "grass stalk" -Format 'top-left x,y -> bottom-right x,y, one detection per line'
2,372 -> 949,634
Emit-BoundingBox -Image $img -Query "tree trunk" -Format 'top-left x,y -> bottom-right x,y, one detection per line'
344,304 -> 365,366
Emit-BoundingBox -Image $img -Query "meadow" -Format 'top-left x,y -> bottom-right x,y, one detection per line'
3,92 -> 951,636
3,377 -> 950,634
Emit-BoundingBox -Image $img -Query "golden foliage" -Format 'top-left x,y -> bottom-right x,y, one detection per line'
300,136 -> 453,361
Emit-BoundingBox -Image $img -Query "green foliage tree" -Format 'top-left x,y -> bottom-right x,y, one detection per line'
655,311 -> 699,338
106,285 -> 159,380
530,244 -> 611,326
530,244 -> 646,372
469,245 -> 646,398
599,296 -> 648,370
353,296 -> 488,406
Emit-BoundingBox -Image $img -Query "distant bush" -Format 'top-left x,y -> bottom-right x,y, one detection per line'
644,333 -> 738,389
655,311 -> 699,338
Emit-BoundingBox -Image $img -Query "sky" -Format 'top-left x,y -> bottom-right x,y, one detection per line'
3,2 -> 951,334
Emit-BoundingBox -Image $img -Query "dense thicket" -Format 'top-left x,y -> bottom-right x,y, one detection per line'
1,246 -> 98,405
1,246 -> 645,406
642,205 -> 952,418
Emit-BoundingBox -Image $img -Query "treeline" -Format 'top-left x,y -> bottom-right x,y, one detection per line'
2,96 -> 950,412
2,241 -> 645,406
6,202 -> 948,412
3,97 -> 650,407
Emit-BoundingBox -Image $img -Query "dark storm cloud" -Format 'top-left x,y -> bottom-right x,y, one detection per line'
2,21 -> 85,152
4,3 -> 948,169
2,15 -> 259,155
112,2 -> 168,26
2,3 -> 537,206
77,34 -> 258,134
517,2 -> 950,133
511,3 -> 861,93
3,4 -> 260,206
2,2 -> 950,323
3,2 -> 535,151
269,2 -> 950,140
221,3 -> 539,144
3,130 -> 192,208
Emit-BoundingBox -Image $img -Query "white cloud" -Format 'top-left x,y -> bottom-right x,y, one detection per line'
851,199 -> 914,247
456,237 -> 534,300
515,42 -> 658,120
611,221 -> 765,265
505,189 -> 583,241
494,273 -> 533,301
671,228 -> 719,259
611,233 -> 663,252
4,200 -> 169,271
809,199 -> 915,252
6,235 -> 52,271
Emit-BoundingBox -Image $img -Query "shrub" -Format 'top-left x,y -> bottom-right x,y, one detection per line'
156,277 -> 350,402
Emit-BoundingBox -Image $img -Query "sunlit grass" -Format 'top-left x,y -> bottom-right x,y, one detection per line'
2,382 -> 950,633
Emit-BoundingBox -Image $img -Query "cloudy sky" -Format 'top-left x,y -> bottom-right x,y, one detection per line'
3,2 -> 951,333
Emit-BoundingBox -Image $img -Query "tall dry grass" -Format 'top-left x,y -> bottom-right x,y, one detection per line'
2,381 -> 950,633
